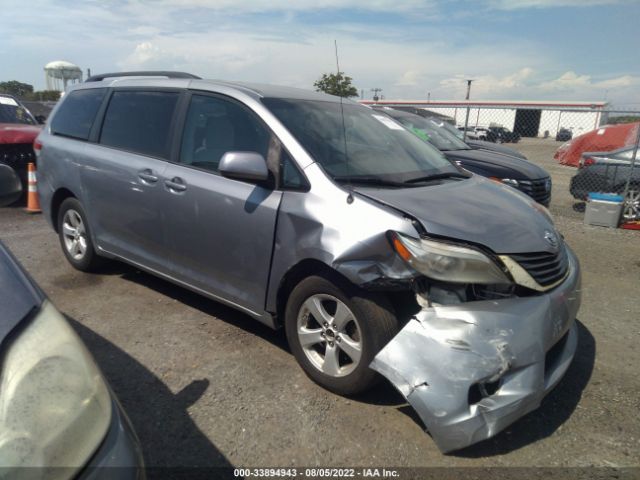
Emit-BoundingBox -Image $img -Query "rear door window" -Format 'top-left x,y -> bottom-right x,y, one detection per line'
50,89 -> 106,140
100,91 -> 179,159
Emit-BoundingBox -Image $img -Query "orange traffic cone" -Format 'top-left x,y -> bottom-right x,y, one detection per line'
25,162 -> 41,214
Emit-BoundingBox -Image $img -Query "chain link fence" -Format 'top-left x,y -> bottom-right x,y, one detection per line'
366,101 -> 640,224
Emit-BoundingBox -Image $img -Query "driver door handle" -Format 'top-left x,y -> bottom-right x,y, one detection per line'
165,177 -> 187,192
138,169 -> 158,183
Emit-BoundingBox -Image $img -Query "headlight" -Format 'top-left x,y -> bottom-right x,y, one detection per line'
389,232 -> 510,284
501,178 -> 519,187
0,301 -> 111,476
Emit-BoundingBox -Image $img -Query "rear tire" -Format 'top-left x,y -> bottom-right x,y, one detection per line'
57,197 -> 104,272
285,274 -> 398,396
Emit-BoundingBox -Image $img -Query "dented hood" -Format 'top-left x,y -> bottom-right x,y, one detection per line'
355,175 -> 556,254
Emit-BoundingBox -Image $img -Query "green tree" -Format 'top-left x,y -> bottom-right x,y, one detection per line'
608,115 -> 640,125
28,90 -> 61,101
313,72 -> 359,98
0,80 -> 34,99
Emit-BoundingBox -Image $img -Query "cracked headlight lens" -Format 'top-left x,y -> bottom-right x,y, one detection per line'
390,232 -> 510,284
0,301 -> 111,477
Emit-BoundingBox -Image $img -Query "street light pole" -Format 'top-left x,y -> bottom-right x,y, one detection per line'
463,79 -> 473,142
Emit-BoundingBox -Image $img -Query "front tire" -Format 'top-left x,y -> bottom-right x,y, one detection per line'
285,275 -> 398,396
57,197 -> 104,272
621,184 -> 640,221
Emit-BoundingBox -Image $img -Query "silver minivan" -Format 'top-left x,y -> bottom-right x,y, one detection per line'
36,72 -> 581,453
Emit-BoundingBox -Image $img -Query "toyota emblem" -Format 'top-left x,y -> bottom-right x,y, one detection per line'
544,230 -> 558,248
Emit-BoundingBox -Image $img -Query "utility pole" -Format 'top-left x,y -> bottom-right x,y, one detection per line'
371,88 -> 383,102
462,79 -> 473,142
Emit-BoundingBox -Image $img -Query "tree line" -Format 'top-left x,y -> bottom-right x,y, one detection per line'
0,80 -> 61,101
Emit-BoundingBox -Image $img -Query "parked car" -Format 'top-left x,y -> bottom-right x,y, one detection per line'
437,118 -> 527,158
457,125 -> 490,141
489,126 -> 520,143
555,122 -> 639,167
36,72 -> 581,453
570,147 -> 639,220
556,128 -> 573,142
0,94 -> 41,202
579,145 -> 639,168
0,240 -> 144,477
387,106 -> 527,159
375,107 -> 552,206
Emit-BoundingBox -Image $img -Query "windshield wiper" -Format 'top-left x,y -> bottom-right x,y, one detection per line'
404,172 -> 470,184
334,176 -> 406,187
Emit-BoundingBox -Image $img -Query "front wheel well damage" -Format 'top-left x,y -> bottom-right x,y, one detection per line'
273,259 -> 414,328
50,188 -> 76,232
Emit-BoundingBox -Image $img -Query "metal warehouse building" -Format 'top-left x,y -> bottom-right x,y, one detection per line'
363,100 -> 608,138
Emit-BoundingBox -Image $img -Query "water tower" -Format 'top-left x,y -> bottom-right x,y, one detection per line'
44,61 -> 83,91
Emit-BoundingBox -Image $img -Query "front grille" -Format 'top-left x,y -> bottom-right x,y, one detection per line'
510,244 -> 569,287
518,177 -> 551,206
0,143 -> 35,170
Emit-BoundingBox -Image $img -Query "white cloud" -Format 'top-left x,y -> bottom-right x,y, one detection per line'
597,75 -> 637,88
538,71 -> 592,90
438,68 -> 535,98
155,0 -> 434,13
538,71 -> 640,92
489,0 -> 625,9
395,70 -> 422,87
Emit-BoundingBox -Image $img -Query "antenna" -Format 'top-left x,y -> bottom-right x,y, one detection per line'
335,40 -> 353,204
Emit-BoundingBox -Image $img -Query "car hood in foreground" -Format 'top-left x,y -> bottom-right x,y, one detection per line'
0,242 -> 44,343
355,175 -> 557,254
0,123 -> 42,144
444,148 -> 547,179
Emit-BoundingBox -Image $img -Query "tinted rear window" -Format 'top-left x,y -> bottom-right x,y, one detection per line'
51,89 -> 106,140
100,91 -> 179,159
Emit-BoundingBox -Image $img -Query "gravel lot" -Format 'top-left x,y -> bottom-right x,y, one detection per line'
1,138 -> 639,477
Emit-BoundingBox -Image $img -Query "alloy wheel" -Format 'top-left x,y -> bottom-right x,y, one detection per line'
296,294 -> 363,378
62,209 -> 88,260
622,189 -> 640,221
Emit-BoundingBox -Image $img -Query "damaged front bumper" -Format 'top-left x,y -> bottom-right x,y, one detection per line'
370,246 -> 581,453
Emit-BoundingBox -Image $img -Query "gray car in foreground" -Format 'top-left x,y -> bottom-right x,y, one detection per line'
36,72 -> 581,452
0,240 -> 144,478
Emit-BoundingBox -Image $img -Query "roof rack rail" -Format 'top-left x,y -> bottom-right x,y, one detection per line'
86,71 -> 201,82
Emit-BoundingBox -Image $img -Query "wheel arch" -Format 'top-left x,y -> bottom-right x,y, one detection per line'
274,259 -> 356,328
50,187 -> 78,232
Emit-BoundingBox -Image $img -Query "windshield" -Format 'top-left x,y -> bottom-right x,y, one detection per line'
439,121 -> 465,140
262,98 -> 460,183
0,97 -> 36,125
384,112 -> 471,151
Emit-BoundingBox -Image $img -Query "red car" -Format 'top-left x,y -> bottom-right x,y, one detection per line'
554,121 -> 640,167
0,94 -> 42,204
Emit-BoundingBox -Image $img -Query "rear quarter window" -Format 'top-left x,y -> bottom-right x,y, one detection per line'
50,89 -> 106,140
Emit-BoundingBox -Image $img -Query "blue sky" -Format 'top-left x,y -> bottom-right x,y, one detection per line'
1,0 -> 639,106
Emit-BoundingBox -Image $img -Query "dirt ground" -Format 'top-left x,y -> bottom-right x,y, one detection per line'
1,137 -> 638,477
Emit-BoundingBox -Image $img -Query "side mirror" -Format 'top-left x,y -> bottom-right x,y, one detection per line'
219,152 -> 269,183
35,115 -> 47,125
0,164 -> 22,207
